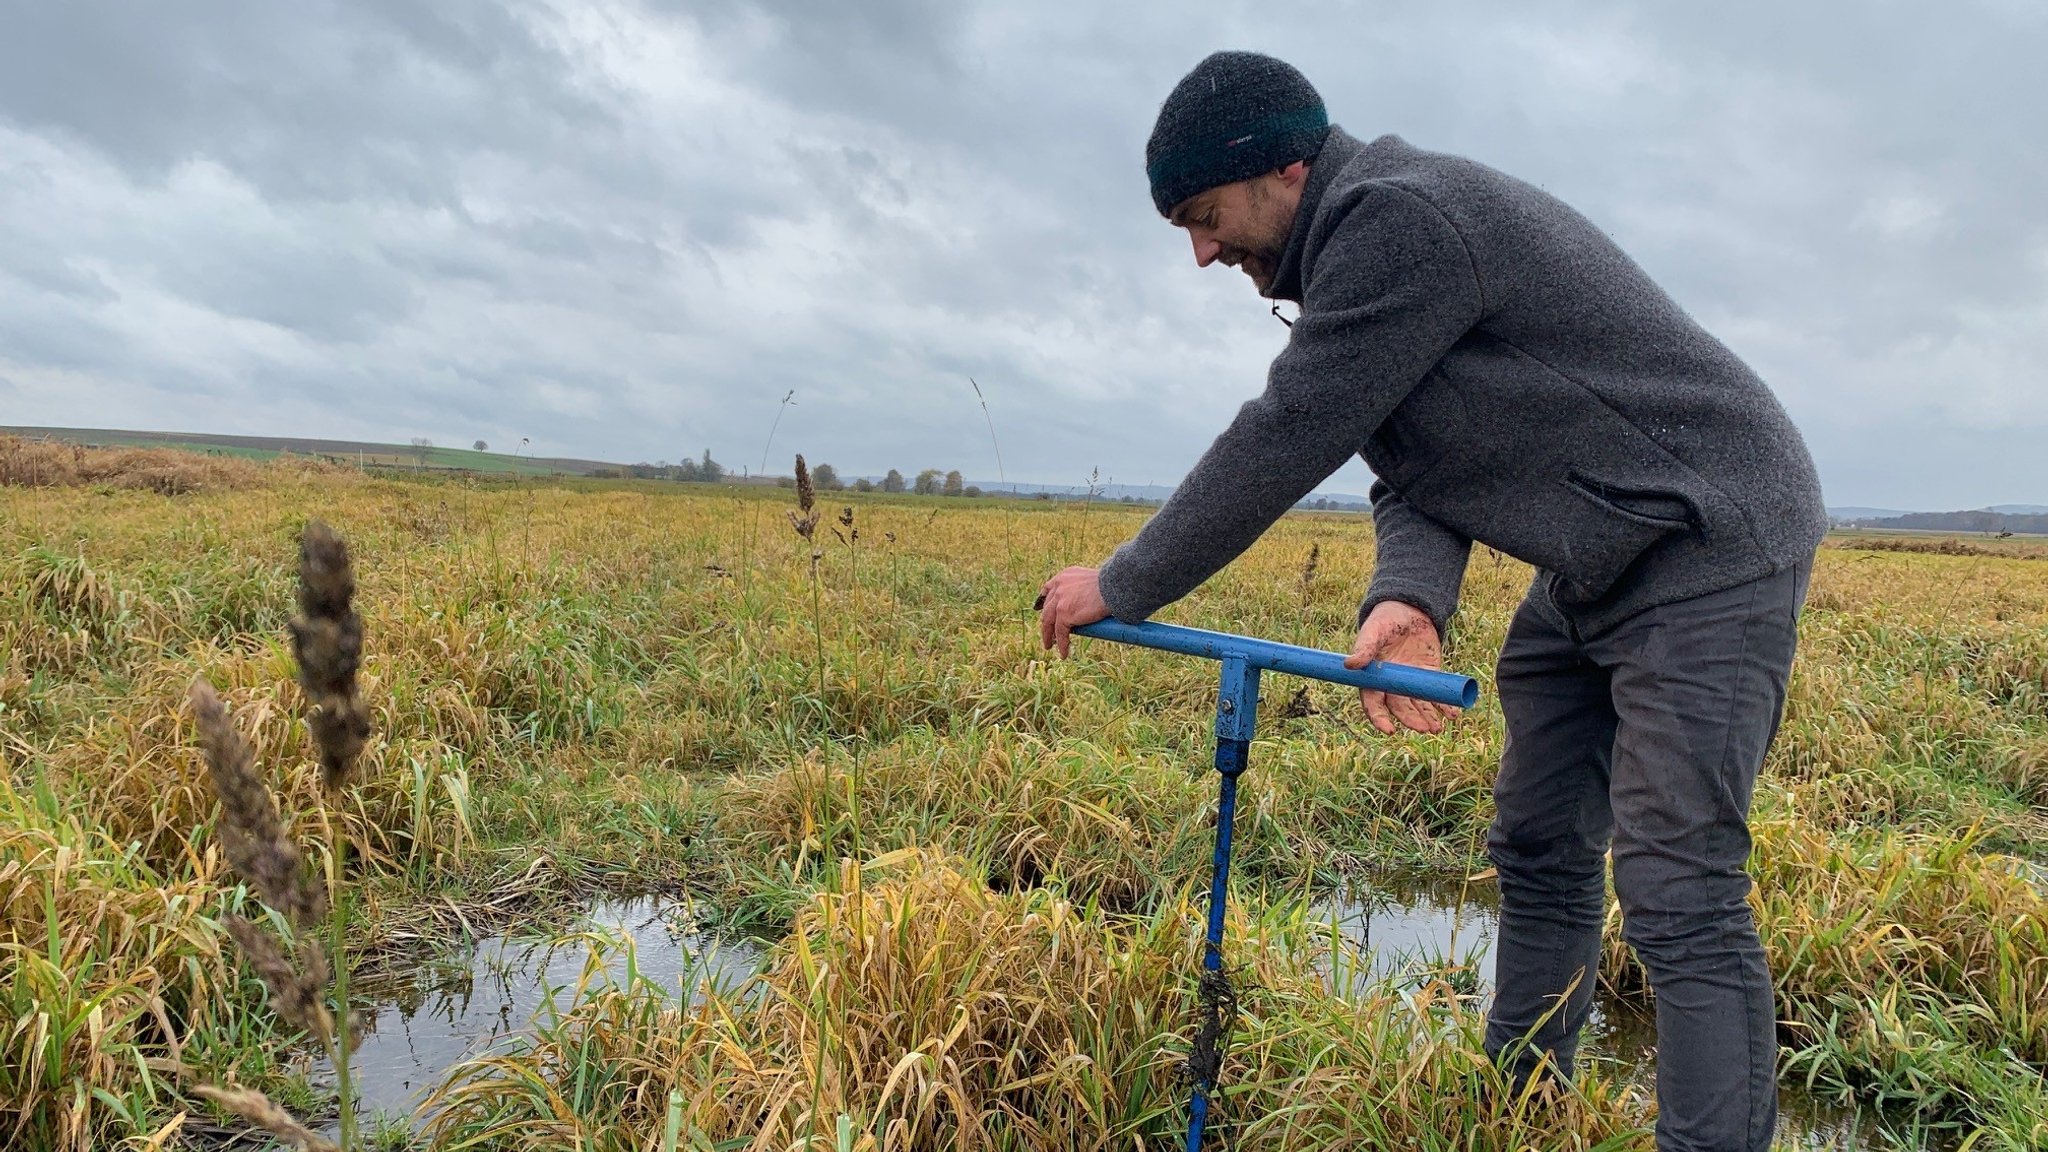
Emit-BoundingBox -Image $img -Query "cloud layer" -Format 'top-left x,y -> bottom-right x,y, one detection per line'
3,0 -> 2041,509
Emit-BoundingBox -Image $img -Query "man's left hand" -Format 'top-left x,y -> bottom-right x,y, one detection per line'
1038,566 -> 1111,658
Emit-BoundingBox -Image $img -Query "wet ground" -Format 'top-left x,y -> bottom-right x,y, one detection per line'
325,880 -> 1950,1148
1320,875 -> 1956,1151
337,897 -> 759,1132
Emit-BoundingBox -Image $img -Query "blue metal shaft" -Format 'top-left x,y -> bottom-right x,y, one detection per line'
1186,734 -> 1248,1152
1074,618 -> 1477,709
1068,619 -> 1481,1152
1186,656 -> 1258,1152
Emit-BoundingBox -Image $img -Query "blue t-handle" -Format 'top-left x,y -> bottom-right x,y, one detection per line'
1073,618 -> 1477,709
1069,617 -> 1480,1152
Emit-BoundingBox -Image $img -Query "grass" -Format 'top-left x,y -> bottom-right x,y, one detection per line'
425,852 -> 1652,1151
2,429 -> 587,478
1,455 -> 2045,1148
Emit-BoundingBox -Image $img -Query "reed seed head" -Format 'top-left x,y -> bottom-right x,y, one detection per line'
224,914 -> 336,1050
189,679 -> 326,929
288,520 -> 370,792
193,1085 -> 340,1152
787,456 -> 821,543
794,454 -> 815,514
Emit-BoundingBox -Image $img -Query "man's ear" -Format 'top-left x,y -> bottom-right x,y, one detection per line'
1276,159 -> 1310,189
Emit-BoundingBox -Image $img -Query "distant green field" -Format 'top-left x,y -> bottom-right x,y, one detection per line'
3,426 -> 599,476
331,444 -> 569,476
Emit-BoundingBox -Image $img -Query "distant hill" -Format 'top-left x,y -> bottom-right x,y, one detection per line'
831,477 -> 1372,509
1846,508 -> 2048,535
1831,505 -> 2048,524
3,428 -> 1382,503
1827,506 -> 1914,522
954,479 -> 1372,507
4,426 -> 616,476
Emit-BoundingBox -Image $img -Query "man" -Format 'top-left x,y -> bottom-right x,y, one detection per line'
1036,51 -> 1824,1152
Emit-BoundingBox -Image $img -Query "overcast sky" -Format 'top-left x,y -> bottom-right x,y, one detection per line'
2,1 -> 2041,510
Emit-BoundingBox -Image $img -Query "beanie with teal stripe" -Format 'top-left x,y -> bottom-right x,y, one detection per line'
1145,51 -> 1330,216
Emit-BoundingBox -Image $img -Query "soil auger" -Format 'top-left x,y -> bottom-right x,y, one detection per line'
1071,618 -> 1479,1152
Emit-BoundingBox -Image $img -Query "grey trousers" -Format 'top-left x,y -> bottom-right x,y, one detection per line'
1482,558 -> 1811,1152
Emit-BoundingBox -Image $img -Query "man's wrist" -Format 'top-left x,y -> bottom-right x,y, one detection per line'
1357,591 -> 1448,638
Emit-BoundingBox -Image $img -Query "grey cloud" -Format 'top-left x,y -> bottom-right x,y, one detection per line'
0,1 -> 615,204
0,0 -> 2041,509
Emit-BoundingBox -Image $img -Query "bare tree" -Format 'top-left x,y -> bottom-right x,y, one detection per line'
409,437 -> 433,467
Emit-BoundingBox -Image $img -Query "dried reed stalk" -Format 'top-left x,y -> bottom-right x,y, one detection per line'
191,520 -> 373,1148
289,520 -> 370,792
189,680 -> 325,929
192,1086 -> 340,1152
795,455 -> 815,514
223,915 -> 336,1050
787,455 -> 821,547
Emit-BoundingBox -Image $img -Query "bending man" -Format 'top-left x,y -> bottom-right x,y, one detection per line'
1036,51 -> 1824,1152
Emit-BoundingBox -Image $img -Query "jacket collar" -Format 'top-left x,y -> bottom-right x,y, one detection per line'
1265,125 -> 1367,304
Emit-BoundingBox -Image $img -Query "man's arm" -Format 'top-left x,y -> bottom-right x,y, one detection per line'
1096,184 -> 1484,623
1359,479 -> 1472,638
1337,483 -> 1472,735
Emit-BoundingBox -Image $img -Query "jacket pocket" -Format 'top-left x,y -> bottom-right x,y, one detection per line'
1542,470 -> 1701,600
1563,471 -> 1705,534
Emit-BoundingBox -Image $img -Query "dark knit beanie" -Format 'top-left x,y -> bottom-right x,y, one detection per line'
1145,51 -> 1330,216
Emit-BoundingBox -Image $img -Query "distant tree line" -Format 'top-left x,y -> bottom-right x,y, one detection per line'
593,455 -> 1002,498
783,465 -> 985,497
587,453 -> 1368,512
1847,509 -> 2048,535
598,450 -> 730,482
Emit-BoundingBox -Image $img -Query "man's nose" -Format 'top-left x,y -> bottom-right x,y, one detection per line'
1191,232 -> 1222,267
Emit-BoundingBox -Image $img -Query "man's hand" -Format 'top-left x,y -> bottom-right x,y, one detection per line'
1345,600 -> 1459,736
1037,566 -> 1111,658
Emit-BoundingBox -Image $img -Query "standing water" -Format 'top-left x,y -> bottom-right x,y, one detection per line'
319,882 -> 1951,1147
334,897 -> 757,1133
1318,874 -> 1961,1151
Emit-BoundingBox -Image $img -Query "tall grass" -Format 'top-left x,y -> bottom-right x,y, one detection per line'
427,852 -> 1652,1151
0,773 -> 242,1152
3,465 -> 2046,1147
186,520 -> 374,1150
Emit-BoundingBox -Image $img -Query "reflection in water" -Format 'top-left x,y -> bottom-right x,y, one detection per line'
330,884 -> 1952,1148
336,897 -> 758,1129
1315,874 -> 1953,1151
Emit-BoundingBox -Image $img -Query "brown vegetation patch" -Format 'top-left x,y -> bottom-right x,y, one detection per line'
1830,534 -> 2048,560
0,434 -> 340,494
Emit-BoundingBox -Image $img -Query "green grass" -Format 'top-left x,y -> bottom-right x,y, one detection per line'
2,466 -> 2046,1148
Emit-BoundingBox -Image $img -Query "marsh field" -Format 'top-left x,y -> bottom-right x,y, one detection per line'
3,445 -> 2046,1151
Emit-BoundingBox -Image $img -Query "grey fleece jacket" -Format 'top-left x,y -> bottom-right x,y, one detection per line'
1097,127 -> 1827,639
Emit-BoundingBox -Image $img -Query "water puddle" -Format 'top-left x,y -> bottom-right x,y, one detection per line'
1316,874 -> 1957,1151
321,882 -> 1955,1148
336,896 -> 758,1131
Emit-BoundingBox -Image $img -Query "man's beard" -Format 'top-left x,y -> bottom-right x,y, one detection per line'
1233,251 -> 1277,292
1230,183 -> 1291,293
